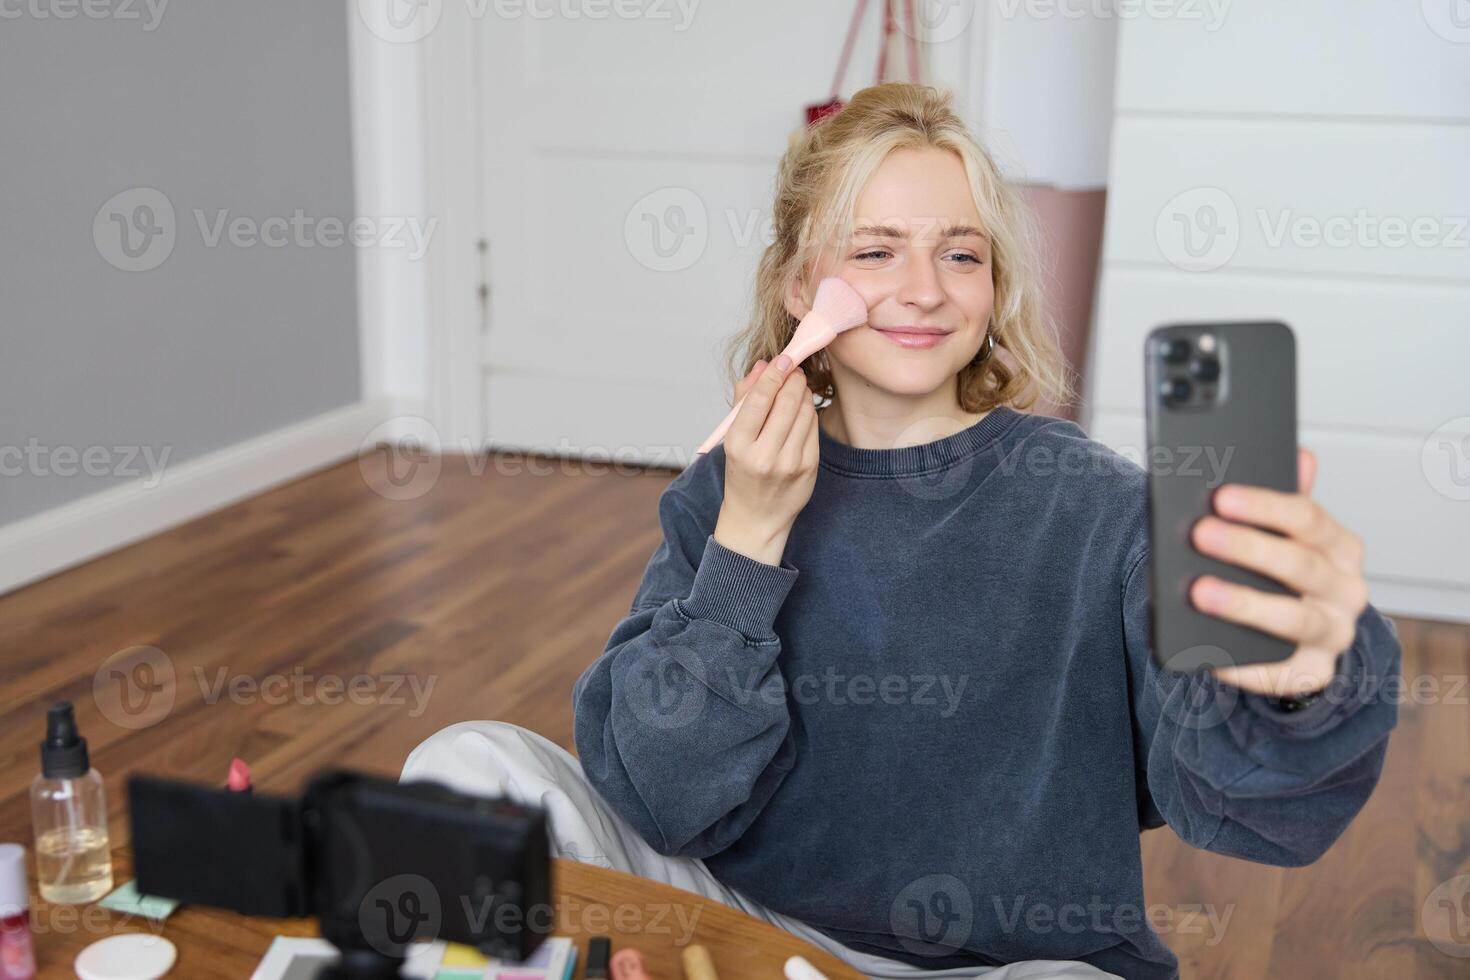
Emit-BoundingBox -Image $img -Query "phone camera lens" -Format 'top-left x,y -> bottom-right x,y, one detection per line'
1163,338 -> 1192,364
1190,357 -> 1221,382
1161,378 -> 1192,403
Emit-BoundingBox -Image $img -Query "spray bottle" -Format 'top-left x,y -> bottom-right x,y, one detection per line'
30,703 -> 112,904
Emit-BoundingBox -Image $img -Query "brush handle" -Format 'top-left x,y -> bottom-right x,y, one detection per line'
681,944 -> 719,980
695,400 -> 744,456
694,318 -> 833,455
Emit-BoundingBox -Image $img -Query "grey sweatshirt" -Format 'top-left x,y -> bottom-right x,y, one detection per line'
572,407 -> 1402,979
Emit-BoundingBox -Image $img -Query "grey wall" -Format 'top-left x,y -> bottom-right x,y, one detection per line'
0,1 -> 361,524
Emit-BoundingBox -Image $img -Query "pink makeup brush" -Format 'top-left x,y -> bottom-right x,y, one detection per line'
696,276 -> 867,454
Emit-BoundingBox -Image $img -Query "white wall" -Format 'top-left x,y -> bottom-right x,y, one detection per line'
0,1 -> 387,594
1089,1 -> 1470,622
971,2 -> 1117,189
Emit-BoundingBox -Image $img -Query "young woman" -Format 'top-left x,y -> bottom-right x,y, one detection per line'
403,84 -> 1401,979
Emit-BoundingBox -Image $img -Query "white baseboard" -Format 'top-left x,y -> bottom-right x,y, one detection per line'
0,399 -> 395,596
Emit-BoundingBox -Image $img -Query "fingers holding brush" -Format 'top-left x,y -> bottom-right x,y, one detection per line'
728,353 -> 792,449
715,353 -> 820,566
733,359 -> 768,401
756,360 -> 810,453
781,381 -> 819,475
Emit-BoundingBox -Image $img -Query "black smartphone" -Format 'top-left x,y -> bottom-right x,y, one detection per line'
1143,321 -> 1298,673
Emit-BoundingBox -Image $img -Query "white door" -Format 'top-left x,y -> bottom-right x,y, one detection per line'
466,1 -> 975,466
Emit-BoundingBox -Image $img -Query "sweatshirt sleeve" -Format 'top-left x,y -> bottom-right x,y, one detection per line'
572,483 -> 801,859
1122,545 -> 1402,867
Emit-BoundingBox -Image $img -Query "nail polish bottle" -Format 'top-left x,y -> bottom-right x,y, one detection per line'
0,844 -> 36,980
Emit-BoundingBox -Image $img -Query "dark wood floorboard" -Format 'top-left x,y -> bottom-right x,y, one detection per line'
1,450 -> 1465,978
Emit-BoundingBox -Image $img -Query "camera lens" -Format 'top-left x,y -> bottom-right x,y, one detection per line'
1163,338 -> 1191,364
1161,377 -> 1192,403
1190,357 -> 1221,382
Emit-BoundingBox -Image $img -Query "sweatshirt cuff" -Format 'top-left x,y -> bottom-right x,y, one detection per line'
1241,637 -> 1365,732
677,535 -> 799,644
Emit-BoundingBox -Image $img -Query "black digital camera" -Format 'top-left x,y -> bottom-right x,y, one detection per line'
128,769 -> 553,979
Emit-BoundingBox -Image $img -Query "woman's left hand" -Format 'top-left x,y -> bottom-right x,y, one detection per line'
1188,447 -> 1370,698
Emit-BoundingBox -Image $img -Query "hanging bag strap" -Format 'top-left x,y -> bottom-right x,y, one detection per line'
877,0 -> 922,84
901,0 -> 921,82
828,0 -> 870,101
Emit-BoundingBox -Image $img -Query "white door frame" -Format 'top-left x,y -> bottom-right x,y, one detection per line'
418,0 -> 486,453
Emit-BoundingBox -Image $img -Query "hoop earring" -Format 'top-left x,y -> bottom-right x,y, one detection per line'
815,350 -> 836,400
969,331 -> 996,367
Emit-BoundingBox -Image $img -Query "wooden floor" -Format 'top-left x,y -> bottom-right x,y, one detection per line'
1,450 -> 1466,979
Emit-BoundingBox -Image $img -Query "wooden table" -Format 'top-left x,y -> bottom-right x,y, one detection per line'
26,849 -> 862,979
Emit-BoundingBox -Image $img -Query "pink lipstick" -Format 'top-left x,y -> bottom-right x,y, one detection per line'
227,758 -> 252,794
874,326 -> 950,349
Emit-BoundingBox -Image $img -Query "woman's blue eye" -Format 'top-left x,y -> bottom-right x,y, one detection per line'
851,250 -> 983,264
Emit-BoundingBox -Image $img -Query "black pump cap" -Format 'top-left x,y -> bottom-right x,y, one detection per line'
41,701 -> 89,779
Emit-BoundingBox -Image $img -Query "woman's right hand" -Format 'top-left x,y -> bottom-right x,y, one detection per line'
713,354 -> 820,566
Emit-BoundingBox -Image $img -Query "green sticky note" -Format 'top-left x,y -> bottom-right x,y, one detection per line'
98,879 -> 180,920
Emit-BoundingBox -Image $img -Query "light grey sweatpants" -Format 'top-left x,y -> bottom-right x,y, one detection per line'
400,722 -> 1122,980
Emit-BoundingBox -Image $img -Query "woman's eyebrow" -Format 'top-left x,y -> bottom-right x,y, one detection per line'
851,223 -> 988,240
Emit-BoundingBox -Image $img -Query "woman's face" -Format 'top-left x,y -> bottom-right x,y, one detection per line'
793,146 -> 995,400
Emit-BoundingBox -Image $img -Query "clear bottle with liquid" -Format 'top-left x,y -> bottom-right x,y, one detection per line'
30,703 -> 112,904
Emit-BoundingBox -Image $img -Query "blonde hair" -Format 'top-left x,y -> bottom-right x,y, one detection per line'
721,82 -> 1072,414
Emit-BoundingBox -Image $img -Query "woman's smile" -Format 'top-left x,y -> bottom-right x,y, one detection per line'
871,325 -> 953,349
